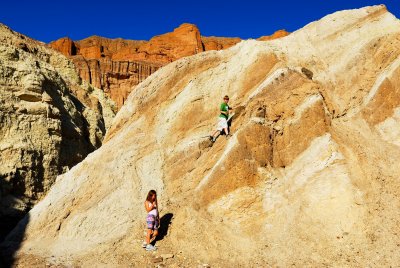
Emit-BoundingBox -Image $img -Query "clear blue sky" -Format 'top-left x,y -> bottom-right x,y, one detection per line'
0,0 -> 398,43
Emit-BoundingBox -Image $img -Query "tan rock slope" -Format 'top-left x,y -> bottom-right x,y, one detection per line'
0,24 -> 115,239
4,5 -> 400,267
50,24 -> 288,109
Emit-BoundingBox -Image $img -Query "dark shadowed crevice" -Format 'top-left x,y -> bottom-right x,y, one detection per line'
0,213 -> 30,267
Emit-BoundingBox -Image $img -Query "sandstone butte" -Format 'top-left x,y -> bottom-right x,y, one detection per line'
0,23 -> 115,242
2,4 -> 400,267
49,24 -> 289,109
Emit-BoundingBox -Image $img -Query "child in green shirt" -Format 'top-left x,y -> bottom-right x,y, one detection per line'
210,95 -> 232,142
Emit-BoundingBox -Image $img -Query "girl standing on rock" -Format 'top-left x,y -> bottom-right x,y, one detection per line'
143,190 -> 159,251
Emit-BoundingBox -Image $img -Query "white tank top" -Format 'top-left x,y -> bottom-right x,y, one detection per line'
147,201 -> 158,217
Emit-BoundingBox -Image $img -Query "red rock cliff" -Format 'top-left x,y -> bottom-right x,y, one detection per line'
50,24 -> 288,109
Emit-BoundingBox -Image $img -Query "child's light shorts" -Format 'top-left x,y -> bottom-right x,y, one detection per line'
217,117 -> 228,131
146,214 -> 159,230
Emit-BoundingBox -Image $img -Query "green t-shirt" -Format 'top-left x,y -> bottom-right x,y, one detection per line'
219,102 -> 229,119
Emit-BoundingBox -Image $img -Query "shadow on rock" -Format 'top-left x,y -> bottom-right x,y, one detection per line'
0,213 -> 30,267
156,213 -> 173,242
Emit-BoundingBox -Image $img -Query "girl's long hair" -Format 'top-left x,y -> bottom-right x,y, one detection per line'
146,190 -> 157,202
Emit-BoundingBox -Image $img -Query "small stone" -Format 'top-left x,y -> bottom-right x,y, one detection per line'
301,67 -> 313,80
42,91 -> 53,103
161,253 -> 174,260
152,256 -> 163,263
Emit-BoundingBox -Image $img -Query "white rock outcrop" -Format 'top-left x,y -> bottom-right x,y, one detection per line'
0,24 -> 116,238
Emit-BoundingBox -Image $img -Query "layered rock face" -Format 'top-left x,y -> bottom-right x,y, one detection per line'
5,5 -> 400,267
50,36 -> 159,108
72,56 -> 161,108
0,24 -> 115,240
50,24 -> 287,108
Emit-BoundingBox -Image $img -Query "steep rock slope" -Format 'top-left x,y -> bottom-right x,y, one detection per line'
0,24 -> 115,240
4,5 -> 400,267
50,24 -> 288,109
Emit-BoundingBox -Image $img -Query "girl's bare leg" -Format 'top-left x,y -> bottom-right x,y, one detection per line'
146,229 -> 152,244
153,230 -> 158,239
150,230 -> 158,243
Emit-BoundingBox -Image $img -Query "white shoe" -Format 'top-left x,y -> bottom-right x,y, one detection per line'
146,244 -> 157,251
142,241 -> 147,248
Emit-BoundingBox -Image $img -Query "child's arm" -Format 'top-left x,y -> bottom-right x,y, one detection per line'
144,201 -> 155,212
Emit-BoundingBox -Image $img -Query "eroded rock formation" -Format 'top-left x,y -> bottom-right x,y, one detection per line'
0,23 -> 115,240
50,24 -> 288,108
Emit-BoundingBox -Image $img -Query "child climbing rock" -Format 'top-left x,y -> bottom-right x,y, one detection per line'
210,95 -> 233,142
143,190 -> 159,251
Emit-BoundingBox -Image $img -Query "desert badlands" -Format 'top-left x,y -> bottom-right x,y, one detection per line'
1,4 -> 400,267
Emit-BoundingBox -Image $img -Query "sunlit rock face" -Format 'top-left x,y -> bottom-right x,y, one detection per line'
5,5 -> 400,267
0,23 -> 115,240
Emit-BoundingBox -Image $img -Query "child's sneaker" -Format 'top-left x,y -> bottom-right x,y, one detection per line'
146,244 -> 157,251
142,241 -> 147,248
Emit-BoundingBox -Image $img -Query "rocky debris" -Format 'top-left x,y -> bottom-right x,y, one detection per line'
4,4 -> 400,267
49,24 -> 288,109
0,23 -> 115,240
